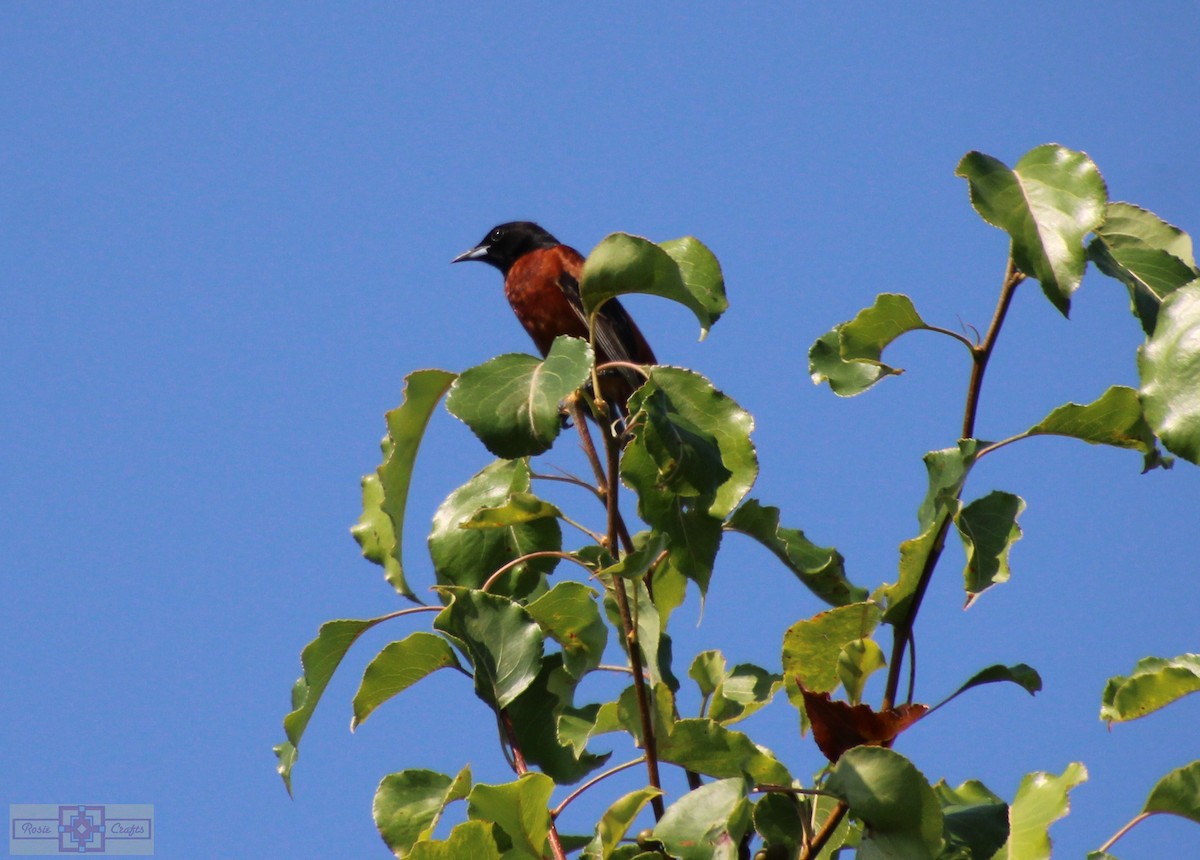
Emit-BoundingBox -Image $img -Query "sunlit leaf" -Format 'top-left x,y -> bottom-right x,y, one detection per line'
352,632 -> 462,730
956,144 -> 1106,316
352,369 -> 457,600
660,718 -> 791,785
428,459 -> 560,598
707,663 -> 782,725
627,366 -> 757,519
689,650 -> 727,702
837,638 -> 886,706
581,232 -> 725,338
1139,283 -> 1200,464
810,327 -> 896,396
726,499 -> 866,606
407,820 -> 500,860
956,491 -> 1025,605
998,762 -> 1087,860
373,767 -> 471,857
1088,202 -> 1198,334
467,773 -> 555,859
461,492 -> 563,527
616,682 -> 675,750
1027,386 -> 1165,472
1143,760 -> 1200,824
783,602 -> 883,695
1101,654 -> 1200,724
559,701 -> 622,758
434,587 -> 544,709
581,787 -> 664,860
934,778 -> 1008,860
526,581 -> 607,679
884,442 -> 976,623
840,293 -> 929,366
826,746 -> 943,859
446,335 -> 593,458
652,778 -> 751,860
275,615 -> 395,794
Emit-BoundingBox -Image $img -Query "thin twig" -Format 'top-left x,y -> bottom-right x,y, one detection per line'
882,261 -> 1025,710
921,323 -> 978,351
481,551 -> 595,593
596,359 -> 653,379
1098,811 -> 1153,854
498,709 -> 567,860
799,801 -> 848,860
551,757 -> 647,819
600,407 -> 665,820
531,468 -> 605,502
753,785 -> 837,798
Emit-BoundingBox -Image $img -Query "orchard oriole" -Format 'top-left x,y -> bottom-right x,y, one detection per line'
452,221 -> 656,417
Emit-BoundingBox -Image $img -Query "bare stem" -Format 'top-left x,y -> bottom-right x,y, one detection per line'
481,550 -> 595,593
600,408 -> 665,820
882,261 -> 1025,710
499,709 -> 567,860
551,757 -> 647,819
1098,811 -> 1153,854
799,801 -> 848,860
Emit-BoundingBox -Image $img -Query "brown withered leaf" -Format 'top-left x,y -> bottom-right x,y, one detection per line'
799,682 -> 928,763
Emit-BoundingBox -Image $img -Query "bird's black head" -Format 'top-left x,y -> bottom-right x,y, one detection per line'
451,221 -> 560,274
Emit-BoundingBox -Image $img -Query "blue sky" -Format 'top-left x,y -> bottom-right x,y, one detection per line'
4,3 -> 1198,856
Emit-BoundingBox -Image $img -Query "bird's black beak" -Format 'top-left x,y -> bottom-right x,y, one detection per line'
451,244 -> 490,264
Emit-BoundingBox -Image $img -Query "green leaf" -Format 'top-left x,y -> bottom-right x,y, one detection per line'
999,762 -> 1087,860
1027,385 -> 1165,472
936,664 -> 1042,715
752,793 -> 806,857
707,662 -> 783,725
956,144 -> 1107,316
782,601 -> 883,711
660,719 -> 791,785
582,787 -> 664,860
622,439 -> 724,596
934,779 -> 1008,860
1088,201 -> 1198,334
689,650 -> 727,701
1139,283 -> 1200,464
809,327 -> 895,396
525,581 -> 608,679
462,492 -> 563,527
352,632 -> 462,730
837,638 -> 886,706
1101,654 -> 1200,724
274,615 -> 394,794
601,531 -> 670,581
604,578 -> 676,690
466,774 -> 556,859
559,701 -> 622,758
407,820 -> 501,860
581,232 -> 726,338
1143,760 -> 1200,824
434,588 -> 544,709
726,499 -> 866,607
352,369 -> 457,600
616,682 -> 676,750
373,767 -> 471,857
636,386 -> 733,500
840,293 -> 929,368
446,335 -> 594,458
884,442 -> 977,623
826,746 -> 943,859
628,366 -> 757,519
956,491 -> 1025,605
652,778 -> 751,860
428,459 -> 561,598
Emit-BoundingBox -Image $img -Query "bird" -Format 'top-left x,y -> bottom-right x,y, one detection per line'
451,221 -> 657,419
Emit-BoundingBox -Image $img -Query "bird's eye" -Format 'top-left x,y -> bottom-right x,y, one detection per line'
491,229 -> 503,240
